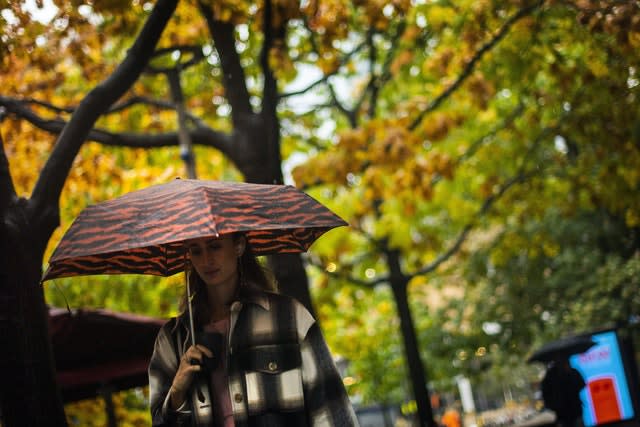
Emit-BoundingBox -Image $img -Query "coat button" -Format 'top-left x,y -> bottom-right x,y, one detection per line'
234,393 -> 243,403
268,362 -> 278,371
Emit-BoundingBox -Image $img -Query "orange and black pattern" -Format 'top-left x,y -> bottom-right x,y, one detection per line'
44,179 -> 347,280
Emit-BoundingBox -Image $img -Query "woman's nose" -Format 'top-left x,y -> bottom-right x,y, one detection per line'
202,249 -> 214,264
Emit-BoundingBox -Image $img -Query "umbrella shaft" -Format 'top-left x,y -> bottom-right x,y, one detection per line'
186,271 -> 196,345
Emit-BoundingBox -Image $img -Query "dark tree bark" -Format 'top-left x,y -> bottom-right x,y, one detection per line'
197,0 -> 315,313
0,1 -> 177,425
385,249 -> 436,427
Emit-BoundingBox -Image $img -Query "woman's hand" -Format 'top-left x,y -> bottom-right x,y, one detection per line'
169,344 -> 214,410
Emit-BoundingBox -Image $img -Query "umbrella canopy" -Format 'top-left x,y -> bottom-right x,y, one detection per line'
527,335 -> 596,364
49,306 -> 165,402
43,179 -> 347,280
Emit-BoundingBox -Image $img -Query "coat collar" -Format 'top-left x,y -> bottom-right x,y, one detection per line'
175,282 -> 271,328
235,282 -> 271,311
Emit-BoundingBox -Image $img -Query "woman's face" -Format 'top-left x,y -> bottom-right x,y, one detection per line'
186,235 -> 243,289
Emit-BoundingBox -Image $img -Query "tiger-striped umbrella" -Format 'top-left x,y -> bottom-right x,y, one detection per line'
43,179 -> 347,281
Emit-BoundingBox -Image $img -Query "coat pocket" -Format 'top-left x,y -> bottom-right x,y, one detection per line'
238,343 -> 304,414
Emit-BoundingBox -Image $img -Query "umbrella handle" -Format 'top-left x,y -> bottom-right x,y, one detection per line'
185,265 -> 197,346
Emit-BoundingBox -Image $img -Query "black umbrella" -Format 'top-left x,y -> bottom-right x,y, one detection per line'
527,335 -> 596,363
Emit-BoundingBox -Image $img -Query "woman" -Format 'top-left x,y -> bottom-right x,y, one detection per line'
149,233 -> 359,427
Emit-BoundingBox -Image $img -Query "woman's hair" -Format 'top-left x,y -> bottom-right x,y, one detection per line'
178,233 -> 276,328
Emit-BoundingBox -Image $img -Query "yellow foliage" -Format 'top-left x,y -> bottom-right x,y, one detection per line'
199,0 -> 250,24
269,44 -> 296,82
91,0 -> 134,13
351,0 -> 406,30
424,5 -> 456,31
626,209 -> 640,227
585,53 -> 609,78
390,50 -> 414,76
2,120 -> 55,196
509,16 -> 535,44
338,128 -> 368,151
264,0 -> 302,28
302,0 -> 351,42
465,73 -> 496,110
419,112 -> 463,142
161,2 -> 208,45
479,175 -> 499,199
65,389 -> 151,426
317,51 -> 341,75
629,31 -> 640,49
293,117 -> 455,206
542,241 -> 560,257
369,126 -> 414,165
65,399 -> 107,426
401,25 -> 422,43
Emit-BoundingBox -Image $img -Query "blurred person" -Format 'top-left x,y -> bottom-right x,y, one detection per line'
541,356 -> 585,427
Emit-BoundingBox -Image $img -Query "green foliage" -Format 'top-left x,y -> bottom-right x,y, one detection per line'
311,273 -> 410,405
65,388 -> 150,426
457,209 -> 640,384
45,273 -> 182,318
294,0 -> 640,404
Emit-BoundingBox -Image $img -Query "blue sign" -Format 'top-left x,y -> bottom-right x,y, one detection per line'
570,331 -> 635,426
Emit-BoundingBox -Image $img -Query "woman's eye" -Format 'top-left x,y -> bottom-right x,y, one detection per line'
189,248 -> 202,256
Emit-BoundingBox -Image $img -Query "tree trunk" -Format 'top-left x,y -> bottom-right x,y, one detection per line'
386,249 -> 436,427
197,0 -> 317,315
0,199 -> 67,427
268,253 -> 314,315
391,281 -> 436,427
0,2 -> 177,425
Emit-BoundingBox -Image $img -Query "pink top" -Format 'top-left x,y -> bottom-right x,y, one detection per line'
204,317 -> 234,427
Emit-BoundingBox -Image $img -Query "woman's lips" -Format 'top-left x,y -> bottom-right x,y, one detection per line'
203,268 -> 219,276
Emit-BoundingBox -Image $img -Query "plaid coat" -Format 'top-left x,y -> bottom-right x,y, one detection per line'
149,286 -> 359,427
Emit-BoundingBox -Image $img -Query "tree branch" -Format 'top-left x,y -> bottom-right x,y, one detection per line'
412,172 -> 530,278
0,94 -> 233,151
0,96 -> 69,133
354,29 -> 377,119
301,16 -> 357,127
11,97 -> 75,114
198,2 -> 253,126
409,0 -> 545,131
111,95 -> 172,113
321,120 -> 560,288
355,20 -> 407,120
260,0 -> 279,107
31,0 -> 178,224
279,41 -> 367,99
455,103 -> 524,166
0,133 -> 17,215
409,121 -> 554,278
427,102 -> 526,188
257,0 -> 285,184
1,94 -> 208,127
321,170 -> 530,289
327,84 -> 357,128
306,255 -> 381,288
112,95 -> 216,129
